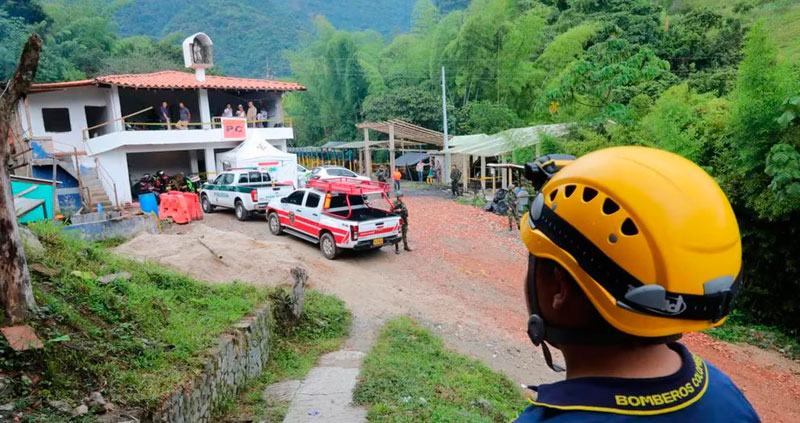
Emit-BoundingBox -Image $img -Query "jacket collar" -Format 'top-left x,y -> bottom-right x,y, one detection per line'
528,343 -> 708,416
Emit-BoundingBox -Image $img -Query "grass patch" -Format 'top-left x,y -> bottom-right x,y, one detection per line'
705,309 -> 800,359
5,221 -> 268,419
455,194 -> 487,208
353,317 -> 523,423
220,289 -> 352,422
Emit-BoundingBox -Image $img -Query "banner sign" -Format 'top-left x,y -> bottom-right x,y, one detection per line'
222,118 -> 247,140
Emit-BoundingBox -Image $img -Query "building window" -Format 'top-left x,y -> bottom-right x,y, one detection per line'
42,108 -> 71,132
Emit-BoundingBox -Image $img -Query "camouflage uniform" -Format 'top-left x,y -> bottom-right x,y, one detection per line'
451,167 -> 462,196
392,194 -> 411,253
506,185 -> 520,231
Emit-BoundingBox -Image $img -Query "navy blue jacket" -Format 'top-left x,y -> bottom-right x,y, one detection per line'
516,343 -> 759,423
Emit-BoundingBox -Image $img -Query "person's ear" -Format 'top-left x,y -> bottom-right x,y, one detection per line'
551,265 -> 572,311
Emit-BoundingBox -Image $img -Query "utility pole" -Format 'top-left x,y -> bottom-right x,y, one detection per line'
441,66 -> 450,183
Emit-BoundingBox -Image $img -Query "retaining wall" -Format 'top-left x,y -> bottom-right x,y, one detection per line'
149,306 -> 271,423
64,214 -> 158,241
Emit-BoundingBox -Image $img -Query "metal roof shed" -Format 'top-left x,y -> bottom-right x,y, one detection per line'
445,124 -> 569,192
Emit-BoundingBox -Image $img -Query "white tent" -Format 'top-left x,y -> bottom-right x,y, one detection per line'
217,137 -> 298,185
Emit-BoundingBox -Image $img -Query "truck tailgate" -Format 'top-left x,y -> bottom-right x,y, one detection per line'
357,216 -> 401,240
258,185 -> 293,203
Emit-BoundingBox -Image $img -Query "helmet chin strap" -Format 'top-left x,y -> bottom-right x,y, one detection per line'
527,314 -> 565,372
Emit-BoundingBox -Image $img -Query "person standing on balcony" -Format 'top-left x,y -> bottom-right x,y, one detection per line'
236,104 -> 246,118
246,101 -> 257,127
158,101 -> 170,129
257,107 -> 268,128
222,104 -> 233,118
176,102 -> 191,130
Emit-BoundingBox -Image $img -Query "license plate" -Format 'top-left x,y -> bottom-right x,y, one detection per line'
372,238 -> 384,246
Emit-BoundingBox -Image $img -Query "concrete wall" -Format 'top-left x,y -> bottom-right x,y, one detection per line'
150,306 -> 271,423
64,214 -> 158,241
24,86 -> 110,153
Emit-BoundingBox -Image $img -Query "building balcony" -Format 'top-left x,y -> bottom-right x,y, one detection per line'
86,125 -> 294,156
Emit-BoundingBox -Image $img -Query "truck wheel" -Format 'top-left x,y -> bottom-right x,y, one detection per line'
320,232 -> 338,260
201,194 -> 215,213
235,200 -> 250,221
268,212 -> 283,235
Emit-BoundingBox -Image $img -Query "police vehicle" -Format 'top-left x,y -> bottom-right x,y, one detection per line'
200,169 -> 294,221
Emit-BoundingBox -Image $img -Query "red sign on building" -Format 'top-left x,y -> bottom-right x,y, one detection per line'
222,118 -> 247,140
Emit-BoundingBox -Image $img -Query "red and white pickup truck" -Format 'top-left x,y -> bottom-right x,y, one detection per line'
266,178 -> 402,259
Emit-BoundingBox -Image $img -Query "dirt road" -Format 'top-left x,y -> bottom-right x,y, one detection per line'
117,194 -> 800,422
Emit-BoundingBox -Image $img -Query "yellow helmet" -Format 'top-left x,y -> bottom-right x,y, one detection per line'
522,147 -> 742,339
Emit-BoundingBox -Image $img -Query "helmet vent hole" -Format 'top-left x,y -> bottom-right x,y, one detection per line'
582,187 -> 598,202
621,218 -> 639,236
549,189 -> 558,202
602,198 -> 620,215
564,185 -> 576,198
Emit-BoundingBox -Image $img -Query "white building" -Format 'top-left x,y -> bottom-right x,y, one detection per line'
19,70 -> 305,206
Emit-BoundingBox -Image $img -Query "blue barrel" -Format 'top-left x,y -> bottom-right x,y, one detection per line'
139,193 -> 158,216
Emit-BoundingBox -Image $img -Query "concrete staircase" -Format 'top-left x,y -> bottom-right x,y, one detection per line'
56,157 -> 114,211
82,174 -> 114,210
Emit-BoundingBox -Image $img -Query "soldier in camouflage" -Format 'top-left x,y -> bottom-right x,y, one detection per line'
392,192 -> 412,254
506,184 -> 520,231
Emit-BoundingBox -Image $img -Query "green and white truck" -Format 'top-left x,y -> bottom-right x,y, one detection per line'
200,169 -> 294,221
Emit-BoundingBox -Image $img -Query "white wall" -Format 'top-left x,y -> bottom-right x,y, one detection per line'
25,86 -> 110,153
87,126 -> 294,155
95,149 -> 129,206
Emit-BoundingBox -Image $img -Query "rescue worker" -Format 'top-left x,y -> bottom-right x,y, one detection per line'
515,148 -> 759,422
392,191 -> 411,254
391,168 -> 402,192
506,183 -> 520,231
450,165 -> 462,197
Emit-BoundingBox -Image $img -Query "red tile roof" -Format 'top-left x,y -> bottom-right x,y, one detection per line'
30,71 -> 306,92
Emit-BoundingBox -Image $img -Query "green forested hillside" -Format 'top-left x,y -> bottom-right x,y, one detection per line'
110,0 -> 419,76
673,0 -> 800,63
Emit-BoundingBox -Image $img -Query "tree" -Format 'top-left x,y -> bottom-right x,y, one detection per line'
0,34 -> 42,323
362,85 -> 448,131
285,17 -> 369,143
545,39 -> 674,122
454,101 -> 523,135
719,20 -> 794,220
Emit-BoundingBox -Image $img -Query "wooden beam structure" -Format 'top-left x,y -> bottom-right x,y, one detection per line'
356,119 -> 450,146
363,128 -> 372,178
356,119 -> 452,179
388,122 -> 395,173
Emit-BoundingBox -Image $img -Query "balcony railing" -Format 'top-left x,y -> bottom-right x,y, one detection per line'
83,106 -> 292,141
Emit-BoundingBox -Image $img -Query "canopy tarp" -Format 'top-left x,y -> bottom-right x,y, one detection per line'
395,152 -> 429,167
319,141 -> 347,148
218,136 -> 298,184
446,124 -> 569,157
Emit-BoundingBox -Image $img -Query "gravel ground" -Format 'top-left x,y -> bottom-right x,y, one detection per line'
122,192 -> 800,422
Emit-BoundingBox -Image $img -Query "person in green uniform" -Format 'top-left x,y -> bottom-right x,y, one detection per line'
392,192 -> 412,254
506,183 -> 520,231
451,165 -> 462,196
